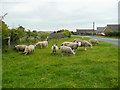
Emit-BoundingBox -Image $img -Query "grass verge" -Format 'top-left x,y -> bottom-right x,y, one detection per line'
2,37 -> 118,88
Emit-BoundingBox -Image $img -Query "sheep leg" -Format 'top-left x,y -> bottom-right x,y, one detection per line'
85,47 -> 87,51
91,46 -> 93,48
61,53 -> 63,56
24,52 -> 27,55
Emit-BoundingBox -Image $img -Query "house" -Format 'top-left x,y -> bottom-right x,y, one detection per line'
103,24 -> 120,32
76,29 -> 97,35
97,27 -> 106,33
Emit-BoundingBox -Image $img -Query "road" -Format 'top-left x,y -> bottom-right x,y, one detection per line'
72,35 -> 119,47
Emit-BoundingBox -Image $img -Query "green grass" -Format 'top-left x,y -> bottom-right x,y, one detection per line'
2,37 -> 118,88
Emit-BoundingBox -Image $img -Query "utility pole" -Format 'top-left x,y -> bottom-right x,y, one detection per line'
93,22 -> 95,36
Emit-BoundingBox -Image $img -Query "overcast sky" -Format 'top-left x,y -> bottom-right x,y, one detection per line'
0,0 -> 119,31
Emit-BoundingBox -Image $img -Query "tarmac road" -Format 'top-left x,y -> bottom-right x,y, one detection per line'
72,35 -> 119,47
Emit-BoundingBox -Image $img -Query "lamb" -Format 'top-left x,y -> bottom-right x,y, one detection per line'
35,41 -> 48,48
23,45 -> 36,55
75,40 -> 92,51
51,44 -> 58,55
14,45 -> 27,51
60,46 -> 75,56
89,39 -> 99,45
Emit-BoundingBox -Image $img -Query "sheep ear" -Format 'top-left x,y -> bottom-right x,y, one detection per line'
56,44 -> 57,46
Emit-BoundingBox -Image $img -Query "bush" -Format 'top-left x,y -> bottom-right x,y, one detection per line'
48,33 -> 66,41
57,29 -> 72,38
39,31 -> 48,41
105,31 -> 120,37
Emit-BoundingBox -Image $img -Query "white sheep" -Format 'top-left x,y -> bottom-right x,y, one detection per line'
61,42 -> 72,46
73,38 -> 81,42
61,42 -> 81,51
14,45 -> 27,51
51,44 -> 58,55
23,45 -> 36,55
89,39 -> 99,45
35,41 -> 48,48
42,41 -> 48,47
75,40 -> 92,51
60,46 -> 75,56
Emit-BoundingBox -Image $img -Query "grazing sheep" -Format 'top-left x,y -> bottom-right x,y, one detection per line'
51,44 -> 58,55
61,42 -> 81,51
89,39 -> 99,45
60,46 -> 75,56
35,42 -> 43,48
42,41 -> 48,47
14,45 -> 27,51
61,42 -> 72,46
23,45 -> 36,55
75,40 -> 92,51
35,41 -> 48,48
73,38 -> 81,42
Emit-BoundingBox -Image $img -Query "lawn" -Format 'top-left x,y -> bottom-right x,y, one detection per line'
2,36 -> 118,88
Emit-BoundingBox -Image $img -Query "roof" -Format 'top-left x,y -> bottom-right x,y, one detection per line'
76,29 -> 97,31
106,24 -> 120,31
97,27 -> 105,33
76,29 -> 97,33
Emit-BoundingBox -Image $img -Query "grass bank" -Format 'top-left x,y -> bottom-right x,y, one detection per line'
2,37 -> 118,88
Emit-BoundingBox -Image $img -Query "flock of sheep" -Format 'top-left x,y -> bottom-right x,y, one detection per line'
14,38 -> 99,56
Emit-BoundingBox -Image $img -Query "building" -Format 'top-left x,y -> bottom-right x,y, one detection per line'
103,24 -> 120,32
97,27 -> 105,33
76,29 -> 97,35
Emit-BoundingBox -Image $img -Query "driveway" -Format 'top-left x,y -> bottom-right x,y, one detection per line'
72,35 -> 119,47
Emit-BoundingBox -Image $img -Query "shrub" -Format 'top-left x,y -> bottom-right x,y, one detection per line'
105,31 -> 120,37
57,29 -> 72,38
48,33 -> 66,41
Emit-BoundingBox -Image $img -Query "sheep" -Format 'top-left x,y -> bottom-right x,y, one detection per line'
89,39 -> 99,45
23,45 -> 36,55
35,41 -> 48,48
51,44 -> 58,55
14,45 -> 27,51
60,46 -> 75,56
61,42 -> 72,46
61,42 -> 81,51
75,40 -> 92,51
73,38 -> 81,42
42,41 -> 48,47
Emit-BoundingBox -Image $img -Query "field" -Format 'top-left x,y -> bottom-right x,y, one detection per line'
2,36 -> 118,88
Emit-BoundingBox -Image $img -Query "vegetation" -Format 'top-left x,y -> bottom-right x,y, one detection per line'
57,29 -> 73,38
104,31 -> 120,37
1,20 -> 118,88
1,20 -> 72,48
2,36 -> 118,88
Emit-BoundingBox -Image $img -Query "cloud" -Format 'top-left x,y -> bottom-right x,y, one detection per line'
1,0 -> 119,31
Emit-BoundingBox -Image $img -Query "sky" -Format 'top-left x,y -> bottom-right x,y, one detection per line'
0,0 -> 119,31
